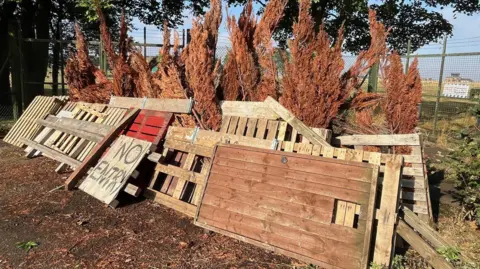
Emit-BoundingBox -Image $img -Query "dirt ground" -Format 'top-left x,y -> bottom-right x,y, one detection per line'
0,141 -> 296,269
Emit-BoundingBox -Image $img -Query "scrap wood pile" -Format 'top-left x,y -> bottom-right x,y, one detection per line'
1,0 -> 473,267
4,95 -> 470,269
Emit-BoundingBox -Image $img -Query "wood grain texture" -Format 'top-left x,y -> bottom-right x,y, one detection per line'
195,144 -> 379,269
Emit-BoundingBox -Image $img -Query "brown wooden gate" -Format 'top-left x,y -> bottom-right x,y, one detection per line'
195,145 -> 380,269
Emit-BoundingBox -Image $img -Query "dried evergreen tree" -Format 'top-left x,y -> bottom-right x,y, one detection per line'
281,2 -> 387,129
221,0 -> 286,101
65,23 -> 111,103
182,0 -> 223,130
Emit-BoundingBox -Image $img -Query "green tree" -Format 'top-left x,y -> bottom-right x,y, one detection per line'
227,0 -> 480,53
0,0 -> 209,111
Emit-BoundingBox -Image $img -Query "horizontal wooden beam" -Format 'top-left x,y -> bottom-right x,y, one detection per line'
155,163 -> 206,185
109,96 -> 193,114
164,139 -> 215,158
143,188 -> 197,217
221,101 -> 280,120
37,116 -> 111,143
20,138 -> 81,167
335,134 -> 421,146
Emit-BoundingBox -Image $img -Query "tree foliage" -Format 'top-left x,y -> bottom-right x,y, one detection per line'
227,0 -> 479,53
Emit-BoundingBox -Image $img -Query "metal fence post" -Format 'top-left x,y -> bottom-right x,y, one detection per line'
367,62 -> 379,92
143,27 -> 147,57
433,36 -> 447,135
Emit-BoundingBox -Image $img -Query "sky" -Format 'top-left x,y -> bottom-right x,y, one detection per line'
130,1 -> 480,81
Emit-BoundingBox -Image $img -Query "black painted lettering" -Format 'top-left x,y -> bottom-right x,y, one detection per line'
124,144 -> 144,164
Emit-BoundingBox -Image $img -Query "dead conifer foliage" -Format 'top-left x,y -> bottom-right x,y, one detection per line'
281,3 -> 388,129
383,53 -> 422,135
221,0 -> 286,101
182,0 -> 223,130
65,23 -> 111,103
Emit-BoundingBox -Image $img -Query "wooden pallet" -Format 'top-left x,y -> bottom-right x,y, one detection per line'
26,102 -> 129,172
144,126 -> 279,217
3,96 -> 68,147
195,144 -> 379,269
109,96 -> 193,113
335,133 -> 432,222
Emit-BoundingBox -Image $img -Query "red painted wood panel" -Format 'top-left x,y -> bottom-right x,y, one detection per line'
123,109 -> 173,148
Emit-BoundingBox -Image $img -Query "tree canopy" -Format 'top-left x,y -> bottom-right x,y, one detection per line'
227,0 -> 480,53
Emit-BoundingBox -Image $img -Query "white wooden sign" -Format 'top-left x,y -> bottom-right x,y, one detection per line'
443,83 -> 470,98
79,135 -> 151,204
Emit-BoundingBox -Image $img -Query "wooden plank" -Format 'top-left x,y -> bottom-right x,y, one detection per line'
277,122 -> 287,141
227,116 -> 239,134
65,108 -> 140,190
266,120 -> 279,140
235,117 -> 248,136
19,138 -> 81,167
255,119 -> 268,139
79,135 -> 151,204
264,97 -> 331,148
397,220 -> 454,269
155,164 -> 206,185
245,118 -> 257,137
172,153 -> 196,199
403,207 -> 452,249
109,96 -> 193,113
334,201 -> 347,225
144,188 -> 197,217
165,127 -> 275,150
37,116 -> 111,143
412,144 -> 432,223
164,139 -> 214,158
373,155 -> 403,267
192,158 -> 211,206
220,116 -> 231,133
335,134 -> 421,146
221,101 -> 280,120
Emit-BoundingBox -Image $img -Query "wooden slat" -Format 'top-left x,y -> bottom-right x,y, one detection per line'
397,220 -> 454,269
164,139 -> 214,158
221,101 -> 280,120
172,153 -> 196,199
220,116 -> 231,133
155,164 -> 206,185
19,138 -> 81,167
335,134 -> 421,146
277,122 -> 287,141
245,118 -> 257,137
266,120 -> 279,140
144,188 -> 197,217
264,97 -> 331,148
227,116 -> 239,134
373,155 -> 403,267
65,108 -> 140,190
109,96 -> 193,113
37,116 -> 111,143
255,119 -> 268,139
235,117 -> 248,136
166,127 -> 275,150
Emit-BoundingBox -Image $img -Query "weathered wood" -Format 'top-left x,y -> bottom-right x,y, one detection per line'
334,134 -> 421,146
155,163 -> 206,185
124,183 -> 142,197
143,188 -> 197,217
4,96 -> 68,147
109,96 -> 193,113
403,207 -> 451,249
397,220 -> 455,269
264,97 -> 331,148
79,135 -> 151,204
196,144 -> 379,269
65,108 -> 140,190
373,155 -> 403,267
37,116 -> 111,143
19,138 -> 81,167
221,101 -> 280,120
166,127 -> 276,150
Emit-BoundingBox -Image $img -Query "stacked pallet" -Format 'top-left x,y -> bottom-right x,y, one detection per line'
4,95 -> 451,269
